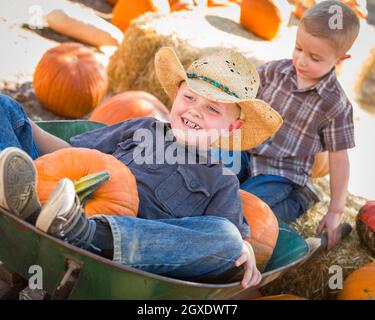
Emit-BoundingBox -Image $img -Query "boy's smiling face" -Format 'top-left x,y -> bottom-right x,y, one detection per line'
169,81 -> 243,148
292,25 -> 345,88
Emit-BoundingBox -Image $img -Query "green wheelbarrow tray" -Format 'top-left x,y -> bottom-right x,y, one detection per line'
0,120 -> 352,300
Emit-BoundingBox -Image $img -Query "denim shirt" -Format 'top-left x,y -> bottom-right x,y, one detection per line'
70,117 -> 250,238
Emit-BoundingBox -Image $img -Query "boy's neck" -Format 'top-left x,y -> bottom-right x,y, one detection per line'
296,77 -> 319,90
295,67 -> 335,90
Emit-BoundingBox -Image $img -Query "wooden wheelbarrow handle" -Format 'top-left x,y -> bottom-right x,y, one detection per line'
320,222 -> 352,250
306,222 -> 352,257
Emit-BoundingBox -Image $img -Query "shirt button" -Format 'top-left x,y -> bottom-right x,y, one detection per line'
298,167 -> 304,174
190,180 -> 199,189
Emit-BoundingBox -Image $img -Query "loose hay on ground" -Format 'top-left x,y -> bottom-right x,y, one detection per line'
261,178 -> 374,300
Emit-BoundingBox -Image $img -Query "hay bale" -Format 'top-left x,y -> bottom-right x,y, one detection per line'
107,7 -> 297,108
354,47 -> 375,112
261,178 -> 374,300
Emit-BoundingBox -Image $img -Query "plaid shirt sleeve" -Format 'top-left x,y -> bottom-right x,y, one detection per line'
320,102 -> 355,151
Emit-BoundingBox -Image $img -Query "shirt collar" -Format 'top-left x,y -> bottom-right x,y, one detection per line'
281,60 -> 337,98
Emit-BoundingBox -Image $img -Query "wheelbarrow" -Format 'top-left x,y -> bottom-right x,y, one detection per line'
0,120 -> 352,300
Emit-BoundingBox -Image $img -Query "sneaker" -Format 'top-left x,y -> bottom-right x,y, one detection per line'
0,147 -> 41,220
299,181 -> 322,206
35,178 -> 98,251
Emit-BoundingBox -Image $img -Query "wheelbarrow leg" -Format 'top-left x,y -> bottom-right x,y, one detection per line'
52,259 -> 82,300
0,262 -> 28,300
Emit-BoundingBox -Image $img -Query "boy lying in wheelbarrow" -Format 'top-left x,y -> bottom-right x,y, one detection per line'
0,47 -> 282,289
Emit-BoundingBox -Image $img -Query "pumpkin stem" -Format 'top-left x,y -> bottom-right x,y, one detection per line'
74,171 -> 110,205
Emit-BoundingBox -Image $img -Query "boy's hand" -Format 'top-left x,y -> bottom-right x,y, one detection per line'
235,240 -> 262,289
316,211 -> 342,251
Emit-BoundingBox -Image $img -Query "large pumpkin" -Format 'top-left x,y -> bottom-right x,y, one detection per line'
240,0 -> 284,40
337,262 -> 375,300
240,190 -> 279,271
33,43 -> 108,118
35,148 -> 139,218
311,151 -> 329,178
356,201 -> 375,256
89,91 -> 170,125
112,0 -> 170,32
257,294 -> 307,300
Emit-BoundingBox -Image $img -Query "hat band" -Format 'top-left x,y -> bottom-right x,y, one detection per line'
186,72 -> 239,98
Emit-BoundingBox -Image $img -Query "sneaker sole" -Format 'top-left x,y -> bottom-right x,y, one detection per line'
35,178 -> 76,233
0,147 -> 41,220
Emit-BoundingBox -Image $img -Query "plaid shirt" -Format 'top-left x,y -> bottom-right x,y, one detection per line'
248,59 -> 355,186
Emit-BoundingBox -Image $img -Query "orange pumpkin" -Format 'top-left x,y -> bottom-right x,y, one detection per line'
170,0 -> 195,11
33,43 -> 108,119
257,294 -> 308,300
240,190 -> 279,271
342,0 -> 367,19
240,0 -> 283,40
356,201 -> 375,256
35,148 -> 139,218
207,0 -> 230,7
229,0 -> 242,4
112,0 -> 170,32
311,151 -> 329,178
89,91 -> 170,125
293,0 -> 315,19
337,262 -> 375,300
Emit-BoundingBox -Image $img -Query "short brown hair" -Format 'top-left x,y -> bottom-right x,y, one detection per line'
300,0 -> 360,56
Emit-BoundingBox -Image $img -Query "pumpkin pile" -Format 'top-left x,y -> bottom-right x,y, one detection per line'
35,148 -> 139,218
33,42 -> 108,119
356,201 -> 375,256
90,91 -> 170,125
240,190 -> 279,272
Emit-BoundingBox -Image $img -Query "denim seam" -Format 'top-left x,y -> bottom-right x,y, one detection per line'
209,254 -> 238,263
13,118 -> 26,130
93,215 -> 122,264
126,263 -> 188,267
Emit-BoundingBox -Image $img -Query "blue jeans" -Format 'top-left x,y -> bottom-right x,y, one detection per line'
98,215 -> 243,281
0,95 -> 243,281
0,94 -> 40,159
219,151 -> 312,223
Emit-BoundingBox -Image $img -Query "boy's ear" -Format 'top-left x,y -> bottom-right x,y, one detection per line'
229,119 -> 244,132
337,54 -> 351,63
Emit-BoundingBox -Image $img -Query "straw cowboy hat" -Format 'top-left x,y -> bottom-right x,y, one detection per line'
154,47 -> 283,151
